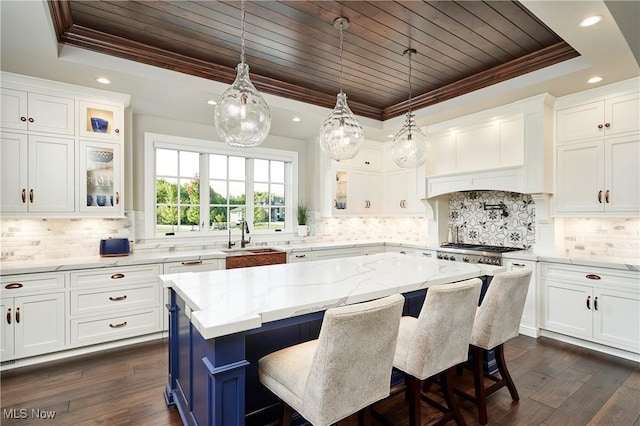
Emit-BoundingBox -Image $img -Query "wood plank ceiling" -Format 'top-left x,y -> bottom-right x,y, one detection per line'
48,1 -> 579,121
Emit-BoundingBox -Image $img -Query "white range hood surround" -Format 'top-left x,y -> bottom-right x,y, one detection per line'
424,93 -> 556,198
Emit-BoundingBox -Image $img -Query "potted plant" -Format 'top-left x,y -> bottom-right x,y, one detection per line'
297,202 -> 309,237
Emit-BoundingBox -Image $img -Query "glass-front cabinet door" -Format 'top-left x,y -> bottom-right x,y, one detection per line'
78,100 -> 123,141
79,140 -> 122,216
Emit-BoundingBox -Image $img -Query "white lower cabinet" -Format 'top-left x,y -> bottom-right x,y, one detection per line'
540,262 -> 639,354
385,246 -> 436,258
0,272 -> 66,361
69,265 -> 163,347
287,251 -> 314,263
502,258 -> 538,337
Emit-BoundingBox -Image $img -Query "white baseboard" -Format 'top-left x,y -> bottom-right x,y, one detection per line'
540,329 -> 640,363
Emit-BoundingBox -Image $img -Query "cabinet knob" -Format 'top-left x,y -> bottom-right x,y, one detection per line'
20,116 -> 27,122
28,117 -> 34,123
597,124 -> 603,129
586,295 -> 591,309
115,129 -> 120,134
604,123 -> 611,128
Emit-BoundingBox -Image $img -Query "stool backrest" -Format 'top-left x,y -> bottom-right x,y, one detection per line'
406,279 -> 483,379
470,268 -> 533,350
302,293 -> 404,426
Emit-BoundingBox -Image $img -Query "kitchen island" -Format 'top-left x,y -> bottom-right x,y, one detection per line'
160,252 -> 504,426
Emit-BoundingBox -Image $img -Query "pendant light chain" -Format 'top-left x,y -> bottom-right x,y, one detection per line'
240,0 -> 246,65
339,20 -> 344,94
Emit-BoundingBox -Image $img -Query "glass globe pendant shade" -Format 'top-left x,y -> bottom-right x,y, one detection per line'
391,112 -> 428,168
214,62 -> 271,148
318,92 -> 364,160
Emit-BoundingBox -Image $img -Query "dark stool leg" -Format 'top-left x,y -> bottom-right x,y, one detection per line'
405,373 -> 422,426
280,402 -> 292,426
471,345 -> 488,425
495,343 -> 519,401
441,367 -> 466,426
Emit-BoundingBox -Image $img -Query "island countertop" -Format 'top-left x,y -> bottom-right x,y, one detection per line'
160,252 -> 504,340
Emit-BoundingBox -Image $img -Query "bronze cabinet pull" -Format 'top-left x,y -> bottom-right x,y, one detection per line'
21,189 -> 26,203
597,190 -> 602,203
605,190 -> 610,203
4,283 -> 24,289
29,189 -> 34,203
109,295 -> 127,301
115,128 -> 120,134
6,308 -> 11,324
399,251 -> 407,254
586,274 -> 601,280
115,192 -> 120,204
597,123 -> 603,129
110,273 -> 125,279
594,297 -> 599,311
15,308 -> 20,323
109,321 -> 127,328
20,116 -> 26,122
422,252 -> 432,257
294,254 -> 307,258
28,117 -> 34,123
181,260 -> 202,266
604,123 -> 611,128
513,263 -> 526,267
586,295 -> 591,309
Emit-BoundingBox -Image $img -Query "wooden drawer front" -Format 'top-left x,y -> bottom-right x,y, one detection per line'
542,263 -> 638,291
1,272 -> 65,294
70,307 -> 161,346
70,264 -> 162,288
70,284 -> 159,316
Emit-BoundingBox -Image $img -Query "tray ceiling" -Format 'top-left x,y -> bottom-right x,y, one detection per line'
48,1 -> 579,121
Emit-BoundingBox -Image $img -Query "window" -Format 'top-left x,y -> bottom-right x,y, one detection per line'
144,133 -> 298,239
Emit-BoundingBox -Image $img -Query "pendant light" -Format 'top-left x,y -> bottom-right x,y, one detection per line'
214,0 -> 271,148
391,48 -> 428,168
318,17 -> 364,161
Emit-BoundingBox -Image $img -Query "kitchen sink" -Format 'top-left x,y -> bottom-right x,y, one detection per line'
224,247 -> 286,269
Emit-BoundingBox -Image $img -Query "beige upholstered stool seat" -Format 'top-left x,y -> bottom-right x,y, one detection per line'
455,268 -> 533,425
387,279 -> 483,426
259,293 -> 405,426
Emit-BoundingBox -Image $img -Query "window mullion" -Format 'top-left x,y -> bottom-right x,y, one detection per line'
245,157 -> 255,226
200,153 -> 208,232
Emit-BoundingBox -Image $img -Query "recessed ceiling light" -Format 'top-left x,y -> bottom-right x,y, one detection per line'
96,77 -> 111,84
206,100 -> 217,105
587,76 -> 603,84
579,15 -> 602,27
292,117 -> 301,122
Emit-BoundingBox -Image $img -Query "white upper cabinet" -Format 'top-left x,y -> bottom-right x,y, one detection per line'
1,89 -> 75,135
557,92 -> 639,144
555,78 -> 639,216
0,72 -> 130,218
1,132 -> 75,213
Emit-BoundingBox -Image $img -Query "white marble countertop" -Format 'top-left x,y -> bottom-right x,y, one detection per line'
502,249 -> 639,272
160,252 -> 504,340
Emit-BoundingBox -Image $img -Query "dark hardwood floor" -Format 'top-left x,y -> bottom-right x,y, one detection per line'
1,335 -> 639,425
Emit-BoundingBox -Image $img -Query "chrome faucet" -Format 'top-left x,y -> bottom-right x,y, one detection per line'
240,220 -> 251,248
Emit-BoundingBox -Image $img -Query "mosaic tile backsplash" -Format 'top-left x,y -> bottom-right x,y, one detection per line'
448,191 -> 536,249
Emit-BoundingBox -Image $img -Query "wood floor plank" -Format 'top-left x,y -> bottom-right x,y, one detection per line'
588,386 -> 640,425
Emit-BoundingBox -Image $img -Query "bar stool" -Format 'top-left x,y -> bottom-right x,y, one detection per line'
389,279 -> 482,426
258,294 -> 404,426
455,268 -> 532,425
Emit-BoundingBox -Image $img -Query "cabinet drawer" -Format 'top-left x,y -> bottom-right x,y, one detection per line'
542,263 -> 638,291
70,307 -> 161,346
163,258 -> 224,274
287,251 -> 313,263
1,272 -> 65,294
70,264 -> 162,288
70,284 -> 160,316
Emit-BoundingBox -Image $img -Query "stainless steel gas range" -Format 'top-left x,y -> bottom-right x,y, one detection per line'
436,243 -> 523,266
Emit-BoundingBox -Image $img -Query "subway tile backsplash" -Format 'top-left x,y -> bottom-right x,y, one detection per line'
448,191 -> 536,249
561,217 -> 640,260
